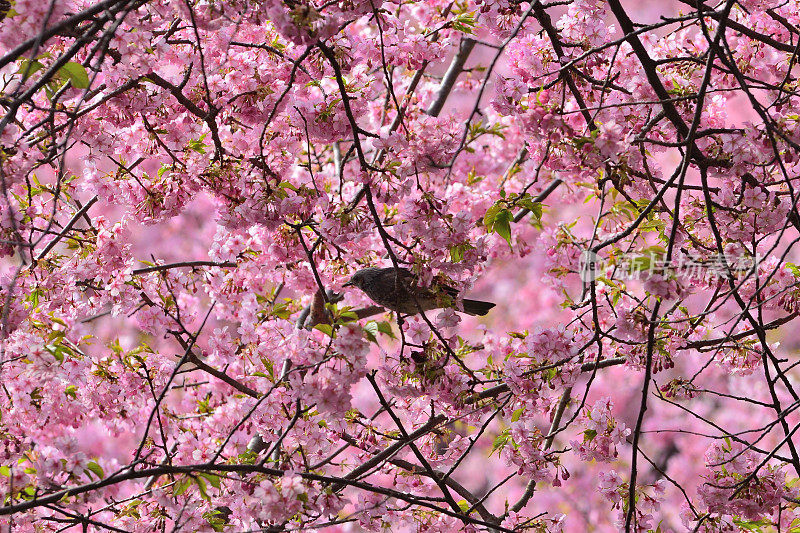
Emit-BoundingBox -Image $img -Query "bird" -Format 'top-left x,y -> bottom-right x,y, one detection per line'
342,267 -> 495,316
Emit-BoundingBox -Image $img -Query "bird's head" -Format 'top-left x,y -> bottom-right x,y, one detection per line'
342,267 -> 381,289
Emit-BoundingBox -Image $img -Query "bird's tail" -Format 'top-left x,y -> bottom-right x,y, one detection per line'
462,299 -> 495,316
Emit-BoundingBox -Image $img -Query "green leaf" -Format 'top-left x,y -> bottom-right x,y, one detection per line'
86,461 -> 104,479
491,429 -> 510,455
271,301 -> 292,319
0,465 -> 10,477
733,517 -> 773,531
45,344 -> 69,363
492,209 -> 513,249
194,475 -> 210,501
452,12 -> 476,34
376,321 -> 395,339
572,135 -> 593,149
204,508 -> 228,532
186,134 -> 207,154
483,203 -> 502,228
363,320 -> 395,342
238,449 -> 258,464
511,407 -> 524,422
17,59 -> 43,80
450,242 -> 474,263
336,310 -> 359,323
530,202 -> 543,221
516,194 -> 541,215
516,195 -> 543,228
363,321 -> 379,343
483,203 -> 514,248
199,472 -> 221,489
450,244 -> 464,263
278,181 -> 298,191
25,289 -> 42,307
467,170 -> 484,185
64,384 -> 77,398
173,476 -> 191,496
314,323 -> 333,337
59,62 -> 89,89
630,255 -> 652,272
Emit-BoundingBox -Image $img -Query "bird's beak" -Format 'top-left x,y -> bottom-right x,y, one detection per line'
342,280 -> 354,288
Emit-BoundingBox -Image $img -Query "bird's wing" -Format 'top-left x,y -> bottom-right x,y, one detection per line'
383,267 -> 419,287
391,267 -> 459,299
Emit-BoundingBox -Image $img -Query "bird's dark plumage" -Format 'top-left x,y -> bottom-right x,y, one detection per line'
343,267 -> 495,316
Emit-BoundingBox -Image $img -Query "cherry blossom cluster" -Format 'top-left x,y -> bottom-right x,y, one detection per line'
2,0 -> 800,531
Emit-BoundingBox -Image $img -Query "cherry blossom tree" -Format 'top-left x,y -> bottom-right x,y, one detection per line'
2,0 -> 800,531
